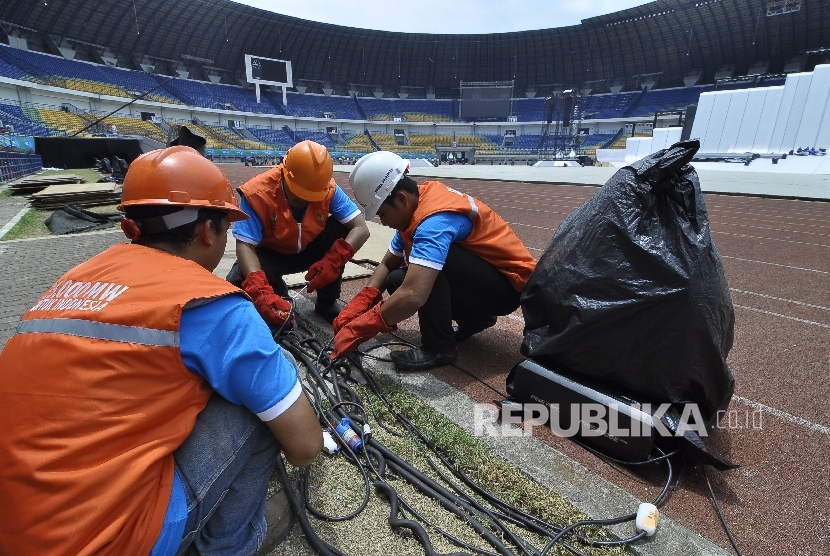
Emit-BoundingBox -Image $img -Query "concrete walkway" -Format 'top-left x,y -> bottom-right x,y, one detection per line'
344,162 -> 830,200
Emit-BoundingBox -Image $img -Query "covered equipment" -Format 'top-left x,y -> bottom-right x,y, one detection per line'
518,140 -> 735,427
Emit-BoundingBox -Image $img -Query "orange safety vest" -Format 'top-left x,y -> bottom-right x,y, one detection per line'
0,243 -> 241,556
400,181 -> 536,292
239,164 -> 337,254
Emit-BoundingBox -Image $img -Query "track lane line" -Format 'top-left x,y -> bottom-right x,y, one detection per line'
733,304 -> 830,328
730,288 -> 830,311
721,255 -> 830,274
713,230 -> 830,249
731,395 -> 830,437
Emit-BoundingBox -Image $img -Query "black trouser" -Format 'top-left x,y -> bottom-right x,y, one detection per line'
386,244 -> 521,351
227,217 -> 348,303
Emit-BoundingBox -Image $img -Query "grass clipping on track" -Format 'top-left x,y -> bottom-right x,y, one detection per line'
269,370 -> 629,556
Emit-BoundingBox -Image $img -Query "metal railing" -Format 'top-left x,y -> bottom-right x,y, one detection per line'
0,151 -> 43,184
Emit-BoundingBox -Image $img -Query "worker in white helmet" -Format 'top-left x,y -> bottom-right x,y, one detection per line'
331,151 -> 536,372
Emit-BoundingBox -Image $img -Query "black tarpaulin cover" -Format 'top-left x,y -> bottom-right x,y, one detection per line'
45,205 -> 121,235
520,140 -> 735,424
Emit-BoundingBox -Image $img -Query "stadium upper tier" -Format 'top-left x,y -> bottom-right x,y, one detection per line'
0,34 -> 809,157
1,0 -> 826,97
0,45 -> 729,122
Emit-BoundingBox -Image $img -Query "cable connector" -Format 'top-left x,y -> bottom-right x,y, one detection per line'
325,411 -> 363,452
322,430 -> 340,454
363,423 -> 372,437
636,503 -> 659,536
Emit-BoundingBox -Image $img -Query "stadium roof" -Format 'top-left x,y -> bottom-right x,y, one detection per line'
1,0 -> 827,94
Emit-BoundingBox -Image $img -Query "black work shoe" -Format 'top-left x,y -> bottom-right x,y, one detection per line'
255,490 -> 295,556
314,299 -> 341,323
390,345 -> 457,372
454,316 -> 498,342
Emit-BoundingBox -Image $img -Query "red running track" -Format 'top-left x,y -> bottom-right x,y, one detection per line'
225,165 -> 830,555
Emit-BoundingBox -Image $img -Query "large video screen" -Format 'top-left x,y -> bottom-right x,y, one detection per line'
460,85 -> 512,119
245,55 -> 292,87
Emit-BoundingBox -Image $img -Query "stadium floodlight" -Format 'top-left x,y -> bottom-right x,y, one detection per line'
245,54 -> 293,105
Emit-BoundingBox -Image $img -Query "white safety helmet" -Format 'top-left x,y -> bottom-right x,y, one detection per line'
349,151 -> 410,220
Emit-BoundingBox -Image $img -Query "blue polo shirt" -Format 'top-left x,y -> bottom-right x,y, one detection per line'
150,295 -> 300,556
389,212 -> 473,270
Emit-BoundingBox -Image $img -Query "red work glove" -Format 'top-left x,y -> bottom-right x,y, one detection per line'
331,303 -> 396,360
241,270 -> 292,325
332,286 -> 383,335
305,238 -> 355,293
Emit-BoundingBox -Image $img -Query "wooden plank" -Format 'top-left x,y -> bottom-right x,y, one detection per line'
31,183 -> 117,197
14,174 -> 83,185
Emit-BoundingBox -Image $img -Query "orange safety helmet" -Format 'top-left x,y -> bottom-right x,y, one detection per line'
282,140 -> 333,202
119,146 -> 248,222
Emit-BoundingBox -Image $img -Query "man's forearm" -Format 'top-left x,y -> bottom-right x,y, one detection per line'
379,287 -> 422,325
367,263 -> 391,291
378,263 -> 439,326
343,215 -> 370,254
236,240 -> 262,277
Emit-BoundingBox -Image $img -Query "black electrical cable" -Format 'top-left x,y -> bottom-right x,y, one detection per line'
384,400 -> 568,556
702,465 -> 743,556
538,447 -> 674,555
356,382 -> 405,438
357,341 -> 422,363
316,346 -> 516,554
272,311 -> 682,556
376,416 -> 539,556
364,445 -> 387,477
299,462 -> 371,522
274,455 -> 345,556
366,347 -> 683,549
373,481 -> 470,556
269,287 -> 306,338
396,404 -> 674,551
372,440 -> 520,556
416,459 -> 548,556
570,437 -> 681,467
394,494 -> 503,556
384,412 -> 594,555
331,400 -> 369,424
358,369 -> 593,556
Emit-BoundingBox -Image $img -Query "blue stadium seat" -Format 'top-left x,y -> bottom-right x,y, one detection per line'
626,86 -> 714,117
582,91 -> 642,119
578,133 -> 618,151
247,128 -> 296,147
479,134 -> 505,146
0,53 -> 30,81
511,98 -> 545,122
0,101 -> 57,136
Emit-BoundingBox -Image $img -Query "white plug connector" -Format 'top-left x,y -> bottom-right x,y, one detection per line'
322,430 -> 340,454
635,503 -> 659,536
363,423 -> 372,437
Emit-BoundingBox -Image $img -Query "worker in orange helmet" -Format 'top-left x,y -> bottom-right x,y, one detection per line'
227,140 -> 370,324
0,146 -> 322,556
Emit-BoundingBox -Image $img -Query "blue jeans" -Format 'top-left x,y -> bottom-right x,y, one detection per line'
173,393 -> 280,556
